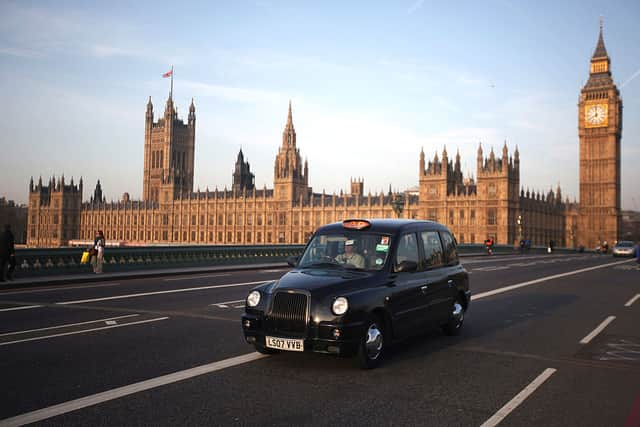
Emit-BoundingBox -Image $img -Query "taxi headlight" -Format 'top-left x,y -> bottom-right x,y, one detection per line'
246,290 -> 261,307
332,297 -> 349,315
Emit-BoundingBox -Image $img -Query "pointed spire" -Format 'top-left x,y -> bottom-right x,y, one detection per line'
190,97 -> 195,112
592,16 -> 608,59
286,99 -> 294,129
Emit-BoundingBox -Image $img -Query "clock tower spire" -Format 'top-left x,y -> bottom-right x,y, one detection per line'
577,19 -> 622,249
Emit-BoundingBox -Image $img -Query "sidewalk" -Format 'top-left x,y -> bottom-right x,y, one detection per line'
0,262 -> 288,290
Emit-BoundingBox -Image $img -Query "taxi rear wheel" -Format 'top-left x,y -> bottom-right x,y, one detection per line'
355,315 -> 385,369
443,296 -> 465,336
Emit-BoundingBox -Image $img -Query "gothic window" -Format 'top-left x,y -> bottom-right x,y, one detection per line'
488,183 -> 497,198
487,208 -> 497,225
247,214 -> 253,225
257,232 -> 262,243
246,232 -> 251,242
191,215 -> 196,226
449,210 -> 454,225
293,232 -> 299,242
200,215 -> 205,226
227,231 -> 232,242
237,214 -> 243,225
237,231 -> 242,242
200,231 -> 204,242
209,216 -> 214,226
257,214 -> 263,226
470,210 -> 475,225
191,231 -> 196,241
459,210 -> 465,224
278,232 -> 285,243
227,215 -> 233,226
217,232 -> 222,242
267,232 -> 272,243
428,209 -> 437,222
279,213 -> 286,225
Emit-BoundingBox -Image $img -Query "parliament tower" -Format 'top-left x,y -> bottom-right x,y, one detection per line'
577,21 -> 623,248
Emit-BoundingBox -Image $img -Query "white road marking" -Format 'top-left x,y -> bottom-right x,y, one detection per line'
56,280 -> 267,305
210,299 -> 245,307
0,352 -> 267,427
105,320 -> 117,325
0,314 -> 139,337
0,305 -> 43,312
624,294 -> 640,307
0,317 -> 168,347
259,269 -> 286,273
163,273 -> 230,281
479,368 -> 557,427
0,283 -> 122,296
472,266 -> 511,272
233,305 -> 245,309
580,316 -> 616,344
472,259 -> 632,301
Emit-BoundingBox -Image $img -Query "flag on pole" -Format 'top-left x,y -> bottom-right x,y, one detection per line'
162,69 -> 173,78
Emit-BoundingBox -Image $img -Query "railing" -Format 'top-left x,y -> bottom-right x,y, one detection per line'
11,244 -> 580,278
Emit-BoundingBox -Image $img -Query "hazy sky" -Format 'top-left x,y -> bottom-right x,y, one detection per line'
1,0 -> 639,209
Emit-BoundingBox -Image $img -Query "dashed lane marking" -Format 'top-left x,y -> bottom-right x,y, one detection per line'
163,273 -> 231,281
479,368 -> 557,427
56,280 -> 268,305
0,314 -> 139,337
0,352 -> 267,427
0,317 -> 169,347
625,294 -> 640,307
580,316 -> 616,344
0,305 -> 43,312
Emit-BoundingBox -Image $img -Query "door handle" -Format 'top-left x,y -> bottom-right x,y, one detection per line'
420,285 -> 429,292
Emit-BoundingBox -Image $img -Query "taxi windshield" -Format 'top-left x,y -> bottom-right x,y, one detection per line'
298,233 -> 392,271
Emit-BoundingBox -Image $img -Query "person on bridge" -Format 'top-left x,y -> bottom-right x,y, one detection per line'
484,237 -> 494,255
0,224 -> 15,282
91,230 -> 106,274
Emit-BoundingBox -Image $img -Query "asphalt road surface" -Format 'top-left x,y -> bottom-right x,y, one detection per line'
0,254 -> 638,427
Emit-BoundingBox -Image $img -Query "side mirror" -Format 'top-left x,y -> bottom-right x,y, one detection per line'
395,260 -> 418,273
286,256 -> 298,267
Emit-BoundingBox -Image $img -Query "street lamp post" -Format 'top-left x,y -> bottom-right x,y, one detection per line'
391,193 -> 404,219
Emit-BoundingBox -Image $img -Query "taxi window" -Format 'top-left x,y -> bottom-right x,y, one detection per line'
420,231 -> 444,268
394,233 -> 419,271
440,230 -> 459,264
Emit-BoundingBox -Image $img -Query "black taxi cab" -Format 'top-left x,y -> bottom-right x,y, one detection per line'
241,219 -> 470,369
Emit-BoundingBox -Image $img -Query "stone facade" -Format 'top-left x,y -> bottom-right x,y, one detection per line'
26,26 -> 620,249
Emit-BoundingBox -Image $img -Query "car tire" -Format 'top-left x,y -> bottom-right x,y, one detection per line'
253,343 -> 280,355
443,296 -> 465,336
355,315 -> 385,369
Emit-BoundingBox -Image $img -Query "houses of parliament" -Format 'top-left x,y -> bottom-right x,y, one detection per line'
26,26 -> 622,250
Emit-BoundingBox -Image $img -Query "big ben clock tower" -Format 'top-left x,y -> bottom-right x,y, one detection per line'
577,20 -> 622,249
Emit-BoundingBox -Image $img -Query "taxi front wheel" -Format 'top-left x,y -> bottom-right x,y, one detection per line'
355,315 -> 385,369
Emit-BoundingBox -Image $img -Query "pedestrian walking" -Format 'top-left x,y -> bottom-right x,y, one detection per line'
0,224 -> 16,282
91,230 -> 106,274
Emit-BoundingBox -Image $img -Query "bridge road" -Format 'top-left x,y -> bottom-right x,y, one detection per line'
0,254 -> 638,426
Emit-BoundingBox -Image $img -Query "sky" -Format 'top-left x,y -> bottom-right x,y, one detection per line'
1,0 -> 639,210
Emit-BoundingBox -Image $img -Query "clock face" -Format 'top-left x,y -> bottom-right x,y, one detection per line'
586,104 -> 607,126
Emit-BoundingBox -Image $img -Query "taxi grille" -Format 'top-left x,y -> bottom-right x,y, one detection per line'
268,292 -> 308,335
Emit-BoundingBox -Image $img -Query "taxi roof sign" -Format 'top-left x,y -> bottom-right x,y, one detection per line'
342,219 -> 371,230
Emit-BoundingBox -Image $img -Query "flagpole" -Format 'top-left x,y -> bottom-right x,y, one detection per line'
170,65 -> 174,99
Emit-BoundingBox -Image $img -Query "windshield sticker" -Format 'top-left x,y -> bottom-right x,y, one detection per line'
380,236 -> 389,245
375,258 -> 383,265
376,244 -> 389,252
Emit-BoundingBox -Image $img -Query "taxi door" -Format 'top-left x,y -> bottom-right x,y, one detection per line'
420,230 -> 455,326
387,232 -> 431,337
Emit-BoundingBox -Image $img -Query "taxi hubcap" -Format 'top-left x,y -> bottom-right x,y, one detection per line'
452,302 -> 464,328
365,323 -> 383,360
